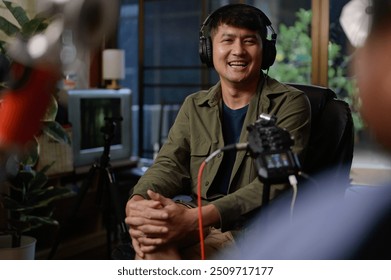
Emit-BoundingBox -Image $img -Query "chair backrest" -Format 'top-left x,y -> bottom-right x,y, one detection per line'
286,83 -> 355,183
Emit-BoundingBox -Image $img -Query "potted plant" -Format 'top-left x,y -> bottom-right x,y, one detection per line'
0,0 -> 73,259
0,87 -> 73,258
0,72 -> 73,259
0,155 -> 73,259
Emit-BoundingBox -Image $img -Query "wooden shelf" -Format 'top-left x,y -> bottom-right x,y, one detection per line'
36,229 -> 107,260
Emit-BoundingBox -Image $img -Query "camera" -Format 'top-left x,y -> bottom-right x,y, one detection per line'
100,117 -> 123,139
247,113 -> 301,183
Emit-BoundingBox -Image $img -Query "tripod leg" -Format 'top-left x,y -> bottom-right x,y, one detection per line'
48,165 -> 97,259
102,167 -> 132,259
105,168 -> 128,234
97,169 -> 115,259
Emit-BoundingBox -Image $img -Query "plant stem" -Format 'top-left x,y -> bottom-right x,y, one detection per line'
12,232 -> 21,248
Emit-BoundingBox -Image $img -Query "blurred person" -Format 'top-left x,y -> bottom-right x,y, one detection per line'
219,0 -> 391,260
125,3 -> 311,260
355,0 -> 391,151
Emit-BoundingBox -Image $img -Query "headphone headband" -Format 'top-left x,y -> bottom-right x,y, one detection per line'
199,3 -> 277,69
200,4 -> 273,35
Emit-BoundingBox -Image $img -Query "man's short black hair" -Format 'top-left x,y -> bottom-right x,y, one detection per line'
209,4 -> 268,41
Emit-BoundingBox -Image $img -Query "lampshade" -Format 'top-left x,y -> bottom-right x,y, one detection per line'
102,49 -> 125,80
340,0 -> 372,48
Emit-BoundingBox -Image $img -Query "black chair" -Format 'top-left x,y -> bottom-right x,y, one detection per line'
286,83 -> 355,184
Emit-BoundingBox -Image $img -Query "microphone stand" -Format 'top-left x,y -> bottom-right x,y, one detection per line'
247,114 -> 301,229
48,117 -> 131,259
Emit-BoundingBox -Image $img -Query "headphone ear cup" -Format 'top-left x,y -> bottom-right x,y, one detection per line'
199,36 -> 208,65
204,37 -> 213,67
199,36 -> 213,68
261,39 -> 277,70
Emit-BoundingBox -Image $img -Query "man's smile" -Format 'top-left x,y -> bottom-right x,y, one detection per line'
228,60 -> 248,68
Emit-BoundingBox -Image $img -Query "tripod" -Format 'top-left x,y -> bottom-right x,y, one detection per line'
48,117 -> 130,259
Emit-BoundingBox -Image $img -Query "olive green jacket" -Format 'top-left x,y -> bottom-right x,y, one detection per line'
132,77 -> 311,231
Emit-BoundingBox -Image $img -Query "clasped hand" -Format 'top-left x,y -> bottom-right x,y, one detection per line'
125,190 -> 198,257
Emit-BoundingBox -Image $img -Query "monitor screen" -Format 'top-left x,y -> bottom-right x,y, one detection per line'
66,88 -> 132,167
80,97 -> 121,150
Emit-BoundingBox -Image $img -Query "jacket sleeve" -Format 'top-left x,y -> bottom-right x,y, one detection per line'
211,177 -> 288,232
272,88 -> 311,164
130,99 -> 192,199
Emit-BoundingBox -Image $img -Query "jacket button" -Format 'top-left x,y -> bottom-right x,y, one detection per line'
205,181 -> 210,186
217,153 -> 222,158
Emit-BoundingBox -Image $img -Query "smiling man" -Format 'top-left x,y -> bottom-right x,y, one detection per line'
125,3 -> 311,260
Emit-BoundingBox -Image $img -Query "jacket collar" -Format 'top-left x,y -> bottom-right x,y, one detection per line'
195,75 -> 288,108
195,81 -> 222,107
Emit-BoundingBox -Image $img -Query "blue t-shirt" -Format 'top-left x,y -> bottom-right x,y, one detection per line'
212,102 -> 248,195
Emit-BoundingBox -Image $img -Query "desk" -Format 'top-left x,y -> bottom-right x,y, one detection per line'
35,158 -> 139,259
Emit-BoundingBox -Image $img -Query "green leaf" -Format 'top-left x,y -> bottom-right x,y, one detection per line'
9,214 -> 59,234
20,138 -> 39,166
25,215 -> 59,226
0,15 -> 19,36
4,184 -> 72,212
37,162 -> 54,175
21,215 -> 59,232
2,195 -> 23,210
29,186 -> 73,208
20,17 -> 48,36
0,40 -> 10,56
3,1 -> 30,28
0,40 -> 7,54
9,170 -> 35,191
42,95 -> 58,121
28,168 -> 49,191
41,121 -> 72,145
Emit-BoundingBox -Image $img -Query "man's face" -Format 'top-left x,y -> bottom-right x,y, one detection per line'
211,24 -> 263,86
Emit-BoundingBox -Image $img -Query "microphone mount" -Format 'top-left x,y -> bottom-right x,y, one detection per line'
247,113 -> 301,184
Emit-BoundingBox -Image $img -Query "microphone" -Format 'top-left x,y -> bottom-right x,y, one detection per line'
7,0 -> 119,70
247,113 -> 301,183
0,63 -> 60,147
0,0 -> 119,148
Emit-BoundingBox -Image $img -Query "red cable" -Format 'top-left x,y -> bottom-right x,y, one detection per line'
197,160 -> 207,260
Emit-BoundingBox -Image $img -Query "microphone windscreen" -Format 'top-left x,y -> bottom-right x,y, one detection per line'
0,66 -> 59,147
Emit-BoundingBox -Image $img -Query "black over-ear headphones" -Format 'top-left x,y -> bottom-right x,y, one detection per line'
199,3 -> 277,70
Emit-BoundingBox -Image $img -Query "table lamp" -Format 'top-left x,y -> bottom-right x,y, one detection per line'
102,49 -> 125,89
